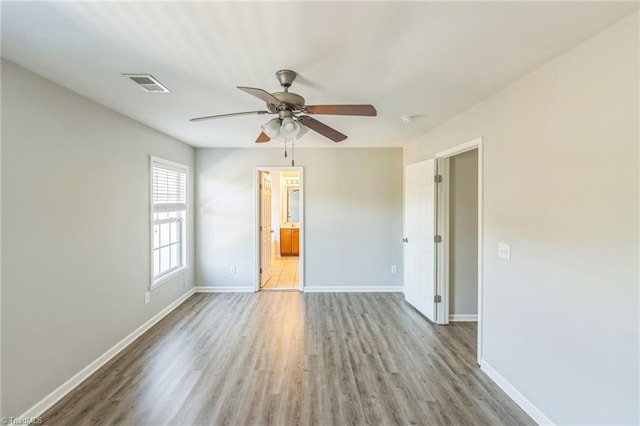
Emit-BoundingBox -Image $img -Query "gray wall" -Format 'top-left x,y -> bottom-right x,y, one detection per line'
405,14 -> 639,424
1,60 -> 195,416
195,148 -> 403,289
449,149 -> 478,316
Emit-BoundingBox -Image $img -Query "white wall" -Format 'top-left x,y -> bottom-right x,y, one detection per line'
405,14 -> 639,424
449,149 -> 478,316
1,60 -> 195,417
195,148 -> 403,289
0,56 -> 3,421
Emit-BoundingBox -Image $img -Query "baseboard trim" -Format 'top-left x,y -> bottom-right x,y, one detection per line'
449,314 -> 478,322
303,285 -> 403,293
18,288 -> 196,421
194,286 -> 255,293
481,360 -> 554,425
193,286 -> 403,293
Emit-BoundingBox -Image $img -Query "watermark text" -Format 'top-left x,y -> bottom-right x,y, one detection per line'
1,417 -> 43,425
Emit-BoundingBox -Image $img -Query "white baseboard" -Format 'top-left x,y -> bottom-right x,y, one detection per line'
449,314 -> 478,322
194,285 -> 402,293
303,285 -> 403,293
19,288 -> 196,421
481,360 -> 554,425
194,286 -> 255,293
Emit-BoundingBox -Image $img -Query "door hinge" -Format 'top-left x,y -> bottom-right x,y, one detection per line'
260,268 -> 262,274
260,183 -> 263,189
260,225 -> 263,231
434,174 -> 443,183
434,295 -> 442,303
434,235 -> 442,243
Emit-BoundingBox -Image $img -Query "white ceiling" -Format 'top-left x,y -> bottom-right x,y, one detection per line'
2,1 -> 637,148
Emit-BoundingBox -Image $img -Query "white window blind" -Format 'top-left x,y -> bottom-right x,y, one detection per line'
153,166 -> 186,213
151,158 -> 188,286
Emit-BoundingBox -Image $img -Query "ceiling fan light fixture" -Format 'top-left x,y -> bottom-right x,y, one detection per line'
262,118 -> 281,139
280,117 -> 301,138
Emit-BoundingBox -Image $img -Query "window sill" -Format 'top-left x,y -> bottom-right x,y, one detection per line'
151,265 -> 190,291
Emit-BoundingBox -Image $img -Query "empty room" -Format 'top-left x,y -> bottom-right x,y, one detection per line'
1,2 -> 638,425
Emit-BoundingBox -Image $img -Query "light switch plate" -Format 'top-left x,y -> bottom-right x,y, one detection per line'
498,243 -> 511,260
391,265 -> 398,274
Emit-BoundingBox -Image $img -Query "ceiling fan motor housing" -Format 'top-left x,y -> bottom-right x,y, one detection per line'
270,91 -> 305,112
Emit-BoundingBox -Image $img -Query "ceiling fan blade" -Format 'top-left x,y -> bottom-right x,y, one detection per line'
237,86 -> 284,107
190,110 -> 268,122
256,132 -> 270,143
299,116 -> 347,142
305,104 -> 377,116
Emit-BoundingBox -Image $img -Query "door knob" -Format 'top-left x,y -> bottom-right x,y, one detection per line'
402,238 -> 408,243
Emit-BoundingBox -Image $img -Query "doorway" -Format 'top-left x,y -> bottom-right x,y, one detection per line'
435,137 -> 483,363
403,137 -> 483,363
255,167 -> 304,292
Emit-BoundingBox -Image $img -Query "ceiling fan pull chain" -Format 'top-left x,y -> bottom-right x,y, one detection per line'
284,138 -> 288,158
291,138 -> 295,166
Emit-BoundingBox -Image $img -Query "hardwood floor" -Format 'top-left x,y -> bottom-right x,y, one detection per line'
42,293 -> 534,425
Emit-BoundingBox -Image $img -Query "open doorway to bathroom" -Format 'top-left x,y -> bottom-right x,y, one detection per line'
255,167 -> 303,292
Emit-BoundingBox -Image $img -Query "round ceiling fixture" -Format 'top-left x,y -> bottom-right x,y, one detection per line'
401,115 -> 418,123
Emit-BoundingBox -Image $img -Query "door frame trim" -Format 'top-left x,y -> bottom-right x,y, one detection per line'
435,137 -> 483,365
254,166 -> 304,292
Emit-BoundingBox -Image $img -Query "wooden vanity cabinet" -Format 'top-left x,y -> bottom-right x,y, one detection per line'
280,228 -> 299,256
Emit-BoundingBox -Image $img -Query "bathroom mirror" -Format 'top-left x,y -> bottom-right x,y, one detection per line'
287,187 -> 300,223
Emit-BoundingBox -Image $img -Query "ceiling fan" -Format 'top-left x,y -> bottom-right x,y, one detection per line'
189,69 -> 377,143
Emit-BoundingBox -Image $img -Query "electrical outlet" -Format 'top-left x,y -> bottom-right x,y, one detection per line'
144,292 -> 150,304
229,266 -> 236,274
391,265 -> 398,274
498,243 -> 511,260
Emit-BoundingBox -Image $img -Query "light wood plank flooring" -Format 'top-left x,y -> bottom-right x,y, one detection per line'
42,293 -> 534,425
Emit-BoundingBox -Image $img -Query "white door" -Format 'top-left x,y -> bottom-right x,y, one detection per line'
404,159 -> 436,321
260,172 -> 273,287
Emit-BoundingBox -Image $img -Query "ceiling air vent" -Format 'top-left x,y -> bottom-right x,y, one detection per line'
124,74 -> 170,93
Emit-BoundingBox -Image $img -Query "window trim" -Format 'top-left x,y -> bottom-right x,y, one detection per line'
150,155 -> 189,291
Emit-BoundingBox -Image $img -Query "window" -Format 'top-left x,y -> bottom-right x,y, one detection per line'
151,156 -> 188,288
